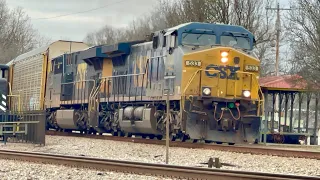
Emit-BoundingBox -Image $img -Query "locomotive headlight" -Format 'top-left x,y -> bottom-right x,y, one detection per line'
221,51 -> 228,63
243,90 -> 251,98
221,57 -> 228,63
202,87 -> 211,96
221,51 -> 228,57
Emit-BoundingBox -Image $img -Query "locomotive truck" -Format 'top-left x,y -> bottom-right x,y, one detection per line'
8,22 -> 263,144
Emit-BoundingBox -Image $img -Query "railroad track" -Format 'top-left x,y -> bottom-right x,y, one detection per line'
0,149 -> 318,180
46,130 -> 320,160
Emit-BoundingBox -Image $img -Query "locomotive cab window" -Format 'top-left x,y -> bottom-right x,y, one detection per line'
220,34 -> 251,50
152,36 -> 159,49
181,33 -> 216,46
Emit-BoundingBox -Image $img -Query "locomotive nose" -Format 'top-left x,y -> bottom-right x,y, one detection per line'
201,49 -> 243,98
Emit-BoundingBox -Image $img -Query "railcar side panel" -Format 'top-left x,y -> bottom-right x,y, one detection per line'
12,52 -> 45,111
9,41 -> 89,111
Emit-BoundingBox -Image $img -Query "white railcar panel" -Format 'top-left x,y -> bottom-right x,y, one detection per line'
12,53 -> 44,111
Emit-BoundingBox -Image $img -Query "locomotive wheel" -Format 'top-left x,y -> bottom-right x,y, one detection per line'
156,135 -> 163,140
192,139 -> 198,143
228,143 -> 235,145
127,133 -> 133,137
112,131 -> 118,136
205,140 -> 213,143
180,134 -> 189,142
142,135 -> 147,139
215,142 -> 223,144
118,131 -> 125,137
86,128 -> 95,134
149,135 -> 155,139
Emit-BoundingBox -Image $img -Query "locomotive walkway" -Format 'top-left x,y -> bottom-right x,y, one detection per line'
0,149 -> 318,180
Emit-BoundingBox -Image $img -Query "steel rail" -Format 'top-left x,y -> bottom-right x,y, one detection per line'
46,130 -> 320,160
0,149 -> 318,180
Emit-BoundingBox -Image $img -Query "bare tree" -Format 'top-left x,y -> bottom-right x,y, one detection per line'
0,0 -> 50,64
84,0 -> 277,77
84,25 -> 124,46
230,0 -> 276,76
285,0 -> 320,89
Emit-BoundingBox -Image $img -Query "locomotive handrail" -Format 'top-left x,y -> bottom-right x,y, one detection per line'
61,80 -> 97,102
182,69 -> 220,96
60,80 -> 96,111
234,71 -> 264,116
61,79 -> 96,85
181,69 -> 220,116
100,73 -> 145,79
99,73 -> 147,103
61,80 -> 96,100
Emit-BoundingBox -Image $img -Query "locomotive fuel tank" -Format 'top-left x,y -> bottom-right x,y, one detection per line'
119,106 -> 161,135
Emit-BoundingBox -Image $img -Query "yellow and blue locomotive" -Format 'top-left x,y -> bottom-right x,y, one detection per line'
10,22 -> 263,144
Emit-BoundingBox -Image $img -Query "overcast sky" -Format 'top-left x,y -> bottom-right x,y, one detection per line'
6,0 -> 290,43
6,0 -> 158,42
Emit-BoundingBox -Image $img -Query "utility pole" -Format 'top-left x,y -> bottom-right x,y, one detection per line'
266,2 -> 292,76
165,88 -> 170,164
265,2 -> 292,133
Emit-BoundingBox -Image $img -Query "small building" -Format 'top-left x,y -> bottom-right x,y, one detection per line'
259,75 -> 319,145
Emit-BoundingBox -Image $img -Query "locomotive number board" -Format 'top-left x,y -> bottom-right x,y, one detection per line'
185,60 -> 201,67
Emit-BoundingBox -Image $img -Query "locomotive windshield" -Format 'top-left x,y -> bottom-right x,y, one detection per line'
182,33 -> 216,46
181,32 -> 251,50
221,35 -> 250,50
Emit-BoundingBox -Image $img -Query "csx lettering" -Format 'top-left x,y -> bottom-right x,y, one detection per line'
205,65 -> 240,80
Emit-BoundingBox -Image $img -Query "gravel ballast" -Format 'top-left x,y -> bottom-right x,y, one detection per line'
0,159 -> 174,180
0,135 -> 319,177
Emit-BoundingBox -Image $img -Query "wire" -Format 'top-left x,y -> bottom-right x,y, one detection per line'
31,0 -> 128,20
228,106 -> 241,120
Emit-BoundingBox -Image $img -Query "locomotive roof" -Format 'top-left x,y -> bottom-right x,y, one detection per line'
0,64 -> 9,70
164,22 -> 254,38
